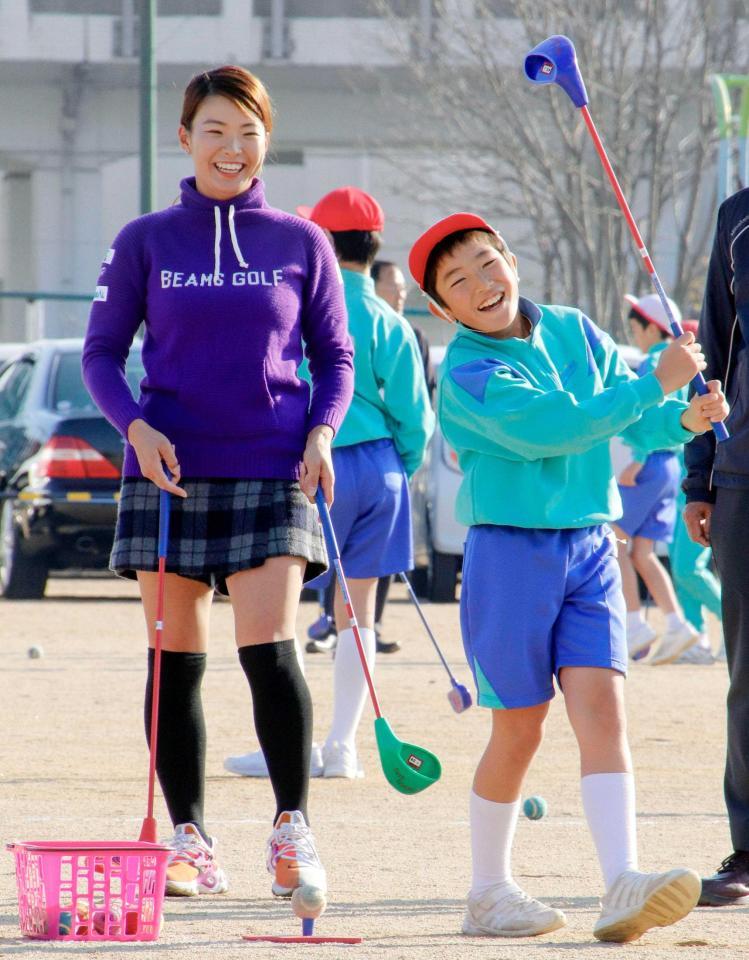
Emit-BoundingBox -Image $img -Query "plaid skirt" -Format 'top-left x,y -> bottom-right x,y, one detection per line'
111,478 -> 327,593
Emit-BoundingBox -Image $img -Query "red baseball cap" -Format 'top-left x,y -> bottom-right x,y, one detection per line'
408,213 -> 497,290
296,186 -> 384,231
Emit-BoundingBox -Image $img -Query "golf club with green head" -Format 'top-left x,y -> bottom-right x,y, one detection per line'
315,490 -> 441,795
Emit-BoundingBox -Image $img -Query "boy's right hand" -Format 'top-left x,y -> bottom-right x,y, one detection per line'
126,418 -> 186,497
653,332 -> 705,394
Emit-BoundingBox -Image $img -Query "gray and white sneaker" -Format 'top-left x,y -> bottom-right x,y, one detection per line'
677,639 -> 715,665
462,883 -> 566,938
224,743 -> 324,778
594,868 -> 701,942
322,740 -> 364,779
649,623 -> 699,665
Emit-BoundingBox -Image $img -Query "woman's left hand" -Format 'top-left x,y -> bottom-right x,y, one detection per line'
300,424 -> 335,504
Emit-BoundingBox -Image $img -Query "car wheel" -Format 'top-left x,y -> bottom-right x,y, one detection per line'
0,499 -> 49,599
429,549 -> 458,603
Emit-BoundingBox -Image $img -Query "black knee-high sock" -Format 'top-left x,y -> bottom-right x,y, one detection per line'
145,649 -> 207,837
238,640 -> 312,824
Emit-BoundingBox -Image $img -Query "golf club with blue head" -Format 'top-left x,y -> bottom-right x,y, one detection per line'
397,572 -> 472,713
524,34 -> 728,443
315,490 -> 441,795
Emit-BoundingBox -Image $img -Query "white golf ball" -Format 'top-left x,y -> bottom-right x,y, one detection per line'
27,645 -> 43,659
291,885 -> 327,920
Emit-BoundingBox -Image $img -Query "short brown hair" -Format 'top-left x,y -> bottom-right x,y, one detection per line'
181,65 -> 273,133
424,229 -> 508,306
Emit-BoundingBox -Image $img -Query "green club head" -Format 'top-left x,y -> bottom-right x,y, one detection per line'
374,717 -> 442,795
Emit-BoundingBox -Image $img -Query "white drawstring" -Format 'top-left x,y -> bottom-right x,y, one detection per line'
228,204 -> 249,268
213,206 -> 222,281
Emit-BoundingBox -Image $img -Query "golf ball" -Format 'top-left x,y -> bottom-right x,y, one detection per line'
291,884 -> 327,920
523,795 -> 547,820
27,645 -> 43,659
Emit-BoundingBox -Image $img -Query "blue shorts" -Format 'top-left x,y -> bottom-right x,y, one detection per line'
617,451 -> 681,542
460,524 -> 627,709
306,438 -> 412,588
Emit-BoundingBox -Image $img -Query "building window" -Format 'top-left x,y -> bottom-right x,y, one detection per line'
254,0 -> 433,16
31,1 -> 221,14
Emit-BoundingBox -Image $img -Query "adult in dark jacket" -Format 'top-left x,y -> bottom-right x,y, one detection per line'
684,186 -> 749,906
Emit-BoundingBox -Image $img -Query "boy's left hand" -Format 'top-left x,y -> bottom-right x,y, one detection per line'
680,380 -> 729,434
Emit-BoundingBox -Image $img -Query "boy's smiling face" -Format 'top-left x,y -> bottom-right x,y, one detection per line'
434,234 -> 524,339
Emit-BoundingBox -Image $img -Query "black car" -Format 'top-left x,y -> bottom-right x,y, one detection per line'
0,339 -> 143,599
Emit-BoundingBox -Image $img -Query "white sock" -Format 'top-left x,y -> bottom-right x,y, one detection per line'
294,635 -> 305,677
665,612 -> 684,631
581,773 -> 638,890
470,791 -> 520,895
626,611 -> 645,632
325,627 -> 376,750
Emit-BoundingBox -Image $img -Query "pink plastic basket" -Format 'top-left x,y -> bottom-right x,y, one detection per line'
7,840 -> 169,942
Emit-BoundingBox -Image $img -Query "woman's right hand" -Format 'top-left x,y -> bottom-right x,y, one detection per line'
654,332 -> 706,394
126,418 -> 187,497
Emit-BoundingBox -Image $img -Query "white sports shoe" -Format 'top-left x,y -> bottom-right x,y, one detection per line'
462,883 -> 567,937
165,823 -> 229,897
322,740 -> 364,779
627,621 -> 657,660
223,743 -> 324,778
677,637 -> 715,665
649,623 -> 699,665
594,868 -> 701,942
266,810 -> 327,898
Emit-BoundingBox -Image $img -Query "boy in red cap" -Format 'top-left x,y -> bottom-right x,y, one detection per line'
226,188 -> 434,780
408,213 -> 728,941
612,294 -> 700,664
302,187 -> 434,777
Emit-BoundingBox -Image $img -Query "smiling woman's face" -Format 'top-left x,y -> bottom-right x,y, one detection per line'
179,94 -> 268,201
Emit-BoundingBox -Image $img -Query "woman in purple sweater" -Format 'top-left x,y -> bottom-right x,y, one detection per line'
82,66 -> 353,903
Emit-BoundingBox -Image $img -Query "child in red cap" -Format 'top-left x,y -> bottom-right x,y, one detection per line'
408,213 -> 727,942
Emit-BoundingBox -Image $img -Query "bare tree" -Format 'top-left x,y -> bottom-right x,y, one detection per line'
371,0 -> 745,337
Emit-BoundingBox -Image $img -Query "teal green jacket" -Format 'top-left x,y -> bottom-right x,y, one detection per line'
332,270 -> 434,477
439,298 -> 696,529
624,341 -> 688,462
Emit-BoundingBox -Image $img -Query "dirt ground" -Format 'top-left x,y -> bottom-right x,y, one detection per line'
1,576 -> 746,959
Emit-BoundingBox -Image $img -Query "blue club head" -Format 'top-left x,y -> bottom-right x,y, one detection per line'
447,683 -> 473,714
524,35 -> 588,108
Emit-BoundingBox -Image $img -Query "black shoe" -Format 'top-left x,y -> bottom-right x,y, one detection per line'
699,851 -> 749,906
375,629 -> 401,654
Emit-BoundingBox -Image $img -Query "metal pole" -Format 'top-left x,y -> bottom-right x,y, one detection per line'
139,0 -> 156,214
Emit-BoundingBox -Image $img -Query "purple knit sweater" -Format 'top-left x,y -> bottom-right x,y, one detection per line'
83,177 -> 353,479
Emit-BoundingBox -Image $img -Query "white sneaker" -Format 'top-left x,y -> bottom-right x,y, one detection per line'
165,823 -> 229,897
627,621 -> 657,660
677,639 -> 715,664
593,868 -> 701,942
649,623 -> 699,665
224,743 -> 324,778
266,810 -> 327,898
322,740 -> 364,779
462,883 -> 567,937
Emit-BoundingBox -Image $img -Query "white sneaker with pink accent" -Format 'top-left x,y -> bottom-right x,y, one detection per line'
165,823 -> 229,897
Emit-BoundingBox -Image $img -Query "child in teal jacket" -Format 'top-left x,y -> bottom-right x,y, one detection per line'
408,213 -> 728,943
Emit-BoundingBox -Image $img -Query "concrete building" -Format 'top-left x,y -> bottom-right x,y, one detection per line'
0,2 -> 743,341
0,0 -> 464,340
